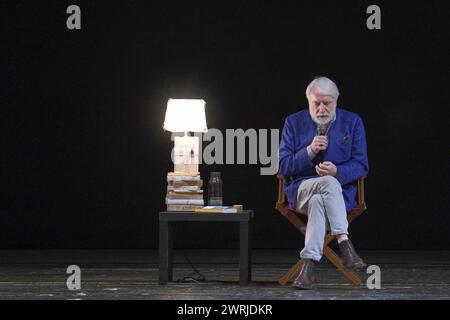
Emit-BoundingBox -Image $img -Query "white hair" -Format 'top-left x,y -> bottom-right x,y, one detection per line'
306,77 -> 339,100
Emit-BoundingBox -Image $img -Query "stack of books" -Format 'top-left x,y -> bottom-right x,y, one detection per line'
166,172 -> 204,211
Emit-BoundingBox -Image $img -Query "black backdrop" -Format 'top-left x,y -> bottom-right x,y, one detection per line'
1,1 -> 449,249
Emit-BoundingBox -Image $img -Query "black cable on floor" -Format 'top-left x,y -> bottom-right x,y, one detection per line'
175,252 -> 206,283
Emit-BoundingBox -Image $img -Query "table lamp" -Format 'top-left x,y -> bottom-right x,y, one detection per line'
163,99 -> 208,174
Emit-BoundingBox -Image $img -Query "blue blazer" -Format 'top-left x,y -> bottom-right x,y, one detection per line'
278,108 -> 369,211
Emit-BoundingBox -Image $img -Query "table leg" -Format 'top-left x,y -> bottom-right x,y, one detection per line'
239,220 -> 251,285
159,220 -> 173,284
248,220 -> 252,282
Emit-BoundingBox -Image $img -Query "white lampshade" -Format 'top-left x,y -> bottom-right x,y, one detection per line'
163,99 -> 208,133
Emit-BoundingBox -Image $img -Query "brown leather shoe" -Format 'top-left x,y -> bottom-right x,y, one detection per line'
338,239 -> 367,271
292,259 -> 315,290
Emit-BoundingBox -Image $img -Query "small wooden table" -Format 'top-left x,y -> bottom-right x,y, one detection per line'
159,210 -> 253,285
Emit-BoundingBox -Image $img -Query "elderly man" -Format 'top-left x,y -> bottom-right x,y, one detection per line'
278,76 -> 369,289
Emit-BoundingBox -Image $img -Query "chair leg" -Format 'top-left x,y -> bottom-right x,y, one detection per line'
277,233 -> 362,286
323,233 -> 362,285
278,259 -> 303,285
323,245 -> 362,286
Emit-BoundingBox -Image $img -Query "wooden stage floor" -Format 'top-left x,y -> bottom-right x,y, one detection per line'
0,249 -> 449,300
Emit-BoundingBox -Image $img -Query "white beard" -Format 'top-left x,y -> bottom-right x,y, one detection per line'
313,113 -> 334,125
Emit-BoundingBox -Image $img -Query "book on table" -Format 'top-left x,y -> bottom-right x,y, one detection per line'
167,172 -> 201,181
166,191 -> 203,199
194,206 -> 238,213
167,185 -> 202,192
166,204 -> 203,211
166,199 -> 204,205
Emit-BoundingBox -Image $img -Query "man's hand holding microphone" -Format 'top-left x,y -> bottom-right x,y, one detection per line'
310,135 -> 328,155
310,133 -> 338,178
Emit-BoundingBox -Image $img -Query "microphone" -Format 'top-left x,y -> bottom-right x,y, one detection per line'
317,123 -> 328,136
314,123 -> 328,165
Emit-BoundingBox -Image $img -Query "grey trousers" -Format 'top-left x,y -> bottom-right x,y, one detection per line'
295,176 -> 349,262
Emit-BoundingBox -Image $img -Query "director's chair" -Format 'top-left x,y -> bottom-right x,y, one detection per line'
275,175 -> 366,286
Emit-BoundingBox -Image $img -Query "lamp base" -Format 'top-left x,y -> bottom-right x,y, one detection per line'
173,136 -> 199,175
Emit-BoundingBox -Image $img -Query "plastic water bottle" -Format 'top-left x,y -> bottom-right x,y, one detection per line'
208,172 -> 223,206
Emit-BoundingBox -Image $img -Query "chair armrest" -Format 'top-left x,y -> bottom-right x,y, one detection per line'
357,177 -> 366,206
276,174 -> 286,205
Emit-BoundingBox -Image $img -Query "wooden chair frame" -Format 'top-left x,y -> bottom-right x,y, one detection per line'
275,175 -> 366,286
